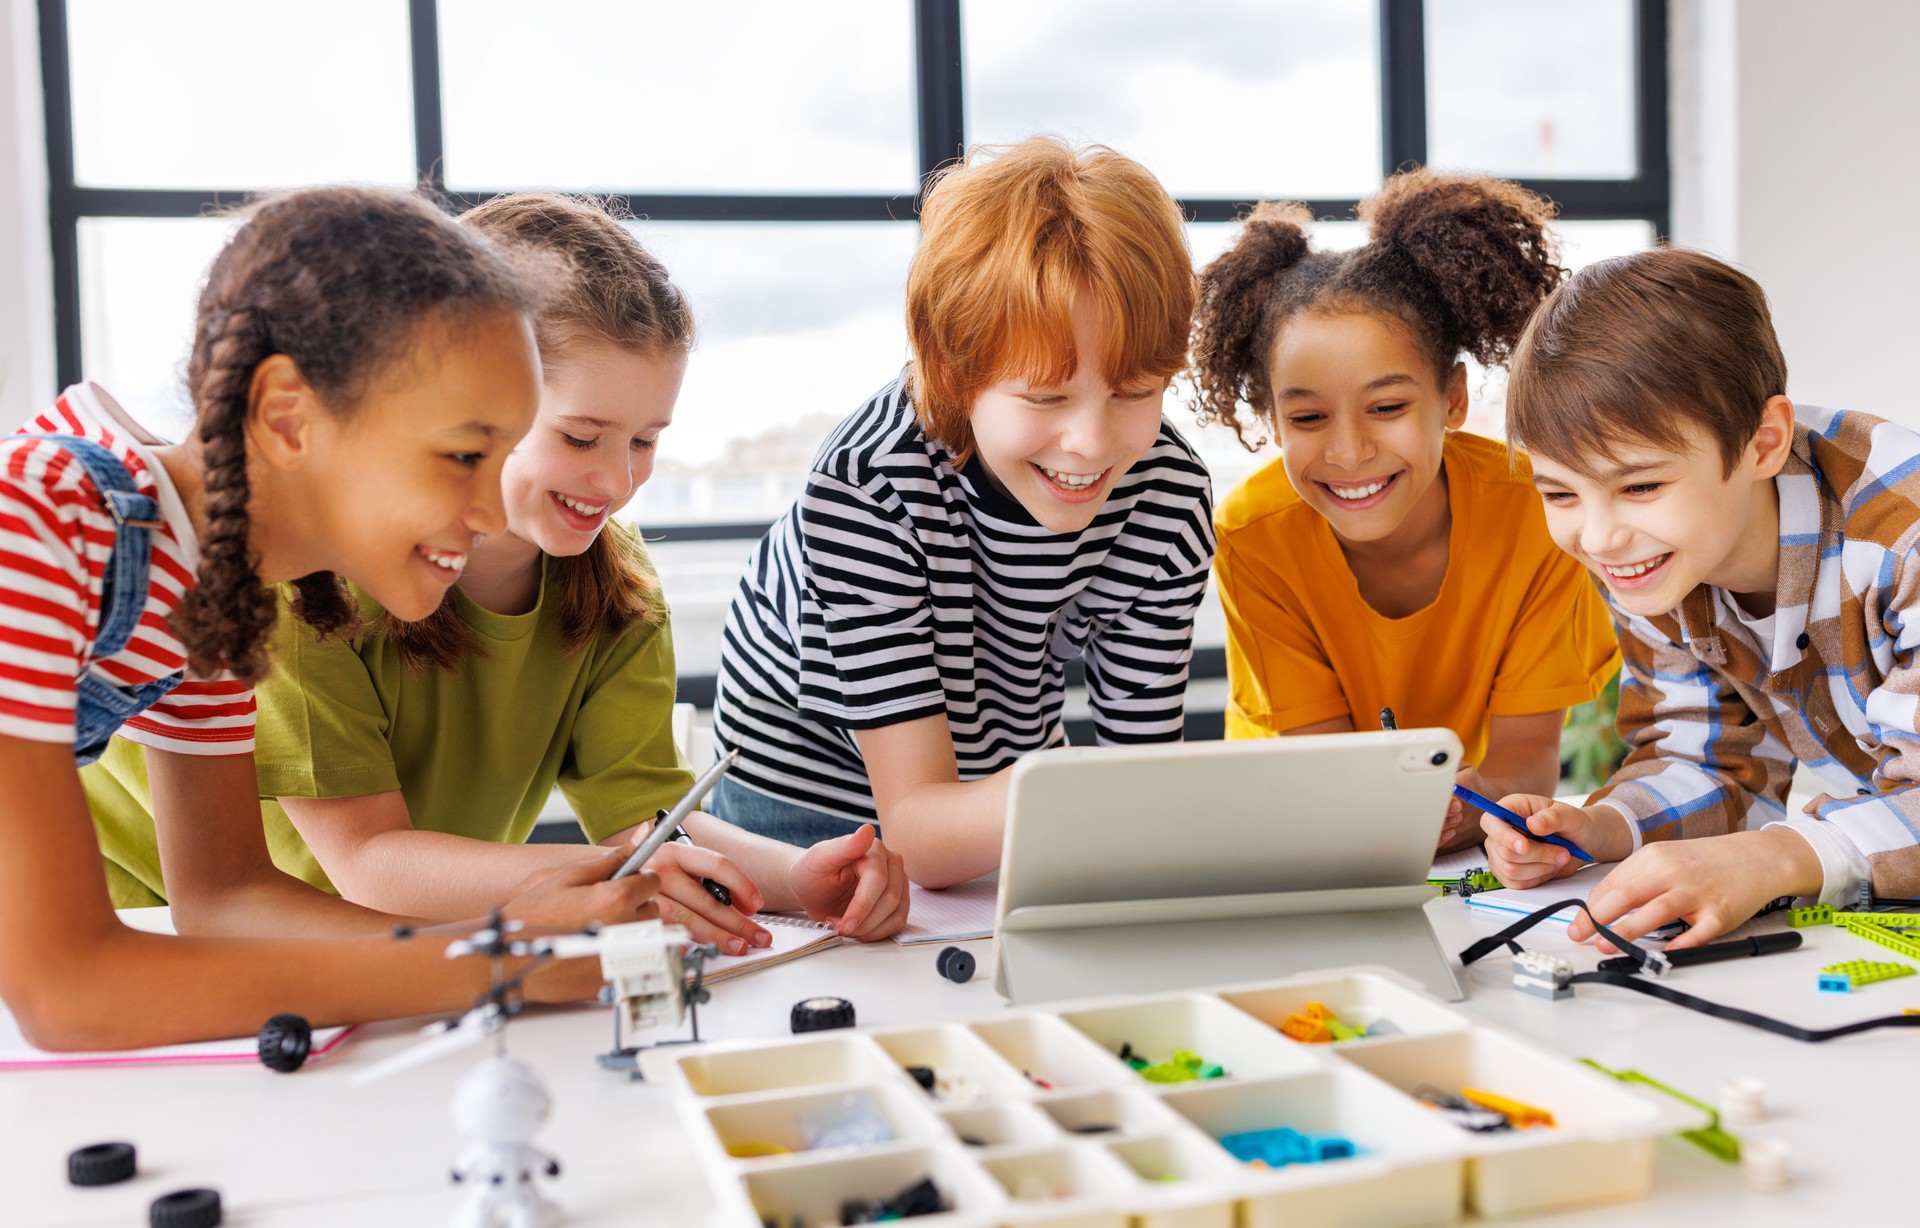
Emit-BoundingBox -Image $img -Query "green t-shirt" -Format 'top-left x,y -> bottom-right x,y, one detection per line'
85,558 -> 692,906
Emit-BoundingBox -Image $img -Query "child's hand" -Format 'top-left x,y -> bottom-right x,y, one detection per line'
1439,766 -> 1491,851
1479,797 -> 1623,889
502,851 -> 661,932
789,824 -> 910,941
1570,829 -> 1824,952
641,839 -> 771,957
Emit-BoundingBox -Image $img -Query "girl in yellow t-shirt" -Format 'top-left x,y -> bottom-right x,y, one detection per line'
87,193 -> 910,949
1190,170 -> 1620,852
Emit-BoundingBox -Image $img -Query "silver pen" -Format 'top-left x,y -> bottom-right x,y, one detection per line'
610,749 -> 740,880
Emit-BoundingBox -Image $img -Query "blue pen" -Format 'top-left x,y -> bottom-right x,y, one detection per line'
1452,784 -> 1595,864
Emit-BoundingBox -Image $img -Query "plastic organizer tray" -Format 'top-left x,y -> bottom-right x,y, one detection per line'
642,967 -> 1703,1227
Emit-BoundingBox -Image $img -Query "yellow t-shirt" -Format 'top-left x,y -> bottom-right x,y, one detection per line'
85,549 -> 691,906
1214,430 -> 1619,762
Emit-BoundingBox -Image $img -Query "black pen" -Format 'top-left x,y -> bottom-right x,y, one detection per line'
1380,707 -> 1397,731
1596,931 -> 1802,974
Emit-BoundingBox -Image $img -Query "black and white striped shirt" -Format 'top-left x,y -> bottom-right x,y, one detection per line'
712,376 -> 1216,825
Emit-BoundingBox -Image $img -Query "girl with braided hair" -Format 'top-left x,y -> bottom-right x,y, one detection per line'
1192,169 -> 1619,853
0,187 -> 658,1050
84,193 -> 910,947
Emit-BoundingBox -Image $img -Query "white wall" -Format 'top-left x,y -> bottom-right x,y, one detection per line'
1670,0 -> 1920,425
0,0 -> 52,433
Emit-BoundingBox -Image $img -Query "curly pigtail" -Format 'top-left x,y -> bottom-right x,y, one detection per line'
1189,201 -> 1314,451
1359,168 -> 1565,370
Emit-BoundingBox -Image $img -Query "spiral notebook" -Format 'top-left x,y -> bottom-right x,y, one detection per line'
697,913 -> 842,984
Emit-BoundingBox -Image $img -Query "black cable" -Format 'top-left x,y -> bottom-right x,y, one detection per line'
1458,899 -> 1659,972
1456,897 -> 1920,1044
1569,971 -> 1920,1042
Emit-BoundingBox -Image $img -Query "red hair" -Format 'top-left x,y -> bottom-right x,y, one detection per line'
906,136 -> 1193,466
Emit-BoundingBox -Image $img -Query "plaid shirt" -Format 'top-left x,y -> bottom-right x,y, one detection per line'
1590,406 -> 1920,905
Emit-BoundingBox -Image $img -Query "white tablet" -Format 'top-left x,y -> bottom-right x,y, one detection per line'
991,729 -> 1466,1003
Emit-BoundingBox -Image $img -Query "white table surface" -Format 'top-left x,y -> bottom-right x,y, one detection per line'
4,897 -> 1911,1227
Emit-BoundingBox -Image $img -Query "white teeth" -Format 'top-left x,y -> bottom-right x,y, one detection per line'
1603,554 -> 1670,579
421,548 -> 467,574
1040,467 -> 1101,491
1327,480 -> 1388,501
555,493 -> 608,517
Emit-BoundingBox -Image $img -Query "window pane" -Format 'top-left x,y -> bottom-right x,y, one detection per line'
964,0 -> 1380,200
66,0 -> 414,189
77,217 -> 236,438
440,1 -> 918,193
623,221 -> 918,526
1426,0 -> 1637,179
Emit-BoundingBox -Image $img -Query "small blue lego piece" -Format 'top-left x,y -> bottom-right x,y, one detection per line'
1219,1126 -> 1358,1168
1818,972 -> 1852,993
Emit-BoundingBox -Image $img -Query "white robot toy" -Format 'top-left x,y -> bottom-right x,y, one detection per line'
449,1052 -> 562,1228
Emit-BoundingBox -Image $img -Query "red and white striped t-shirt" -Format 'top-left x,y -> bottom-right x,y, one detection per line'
0,383 -> 254,755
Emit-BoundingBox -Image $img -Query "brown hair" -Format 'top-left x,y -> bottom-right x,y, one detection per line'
1506,246 -> 1788,478
906,136 -> 1193,467
171,186 -> 531,683
1190,168 -> 1565,451
380,193 -> 694,674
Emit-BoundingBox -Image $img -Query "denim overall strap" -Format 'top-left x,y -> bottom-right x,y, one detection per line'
36,434 -> 184,764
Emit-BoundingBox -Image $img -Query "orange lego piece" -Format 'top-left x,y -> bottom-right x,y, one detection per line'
1461,1087 -> 1556,1128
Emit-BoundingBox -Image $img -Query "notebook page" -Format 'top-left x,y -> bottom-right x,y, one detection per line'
1429,847 -> 1496,880
893,872 -> 998,945
697,913 -> 840,983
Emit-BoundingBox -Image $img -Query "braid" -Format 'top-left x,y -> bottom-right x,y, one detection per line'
172,307 -> 278,682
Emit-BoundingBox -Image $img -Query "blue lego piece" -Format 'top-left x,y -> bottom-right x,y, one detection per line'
1219,1126 -> 1358,1168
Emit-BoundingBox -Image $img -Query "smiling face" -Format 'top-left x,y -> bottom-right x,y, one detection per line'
1530,411 -> 1790,618
499,338 -> 685,559
1269,310 -> 1465,549
290,310 -> 541,621
967,295 -> 1169,533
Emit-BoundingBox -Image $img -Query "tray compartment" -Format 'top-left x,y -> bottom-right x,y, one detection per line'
1335,1028 -> 1683,1217
1160,1070 -> 1464,1227
1058,993 -> 1319,1083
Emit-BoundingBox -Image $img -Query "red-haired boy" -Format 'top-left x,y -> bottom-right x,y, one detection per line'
709,137 -> 1213,886
1488,246 -> 1920,947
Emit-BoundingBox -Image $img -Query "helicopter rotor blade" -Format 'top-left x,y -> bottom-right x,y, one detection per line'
348,1006 -> 496,1087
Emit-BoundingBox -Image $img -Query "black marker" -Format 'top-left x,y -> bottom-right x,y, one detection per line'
1596,930 -> 1802,974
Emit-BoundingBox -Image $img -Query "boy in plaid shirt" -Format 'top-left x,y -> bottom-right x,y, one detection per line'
1483,247 -> 1920,949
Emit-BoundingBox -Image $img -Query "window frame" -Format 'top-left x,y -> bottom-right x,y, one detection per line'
36,0 -> 1669,716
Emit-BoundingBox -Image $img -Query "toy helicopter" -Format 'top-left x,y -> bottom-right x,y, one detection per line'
352,912 -> 719,1227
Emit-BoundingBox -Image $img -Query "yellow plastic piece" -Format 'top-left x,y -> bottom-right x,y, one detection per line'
1461,1088 -> 1556,1129
725,1140 -> 791,1158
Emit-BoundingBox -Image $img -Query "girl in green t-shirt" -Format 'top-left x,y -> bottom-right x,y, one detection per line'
89,194 -> 909,951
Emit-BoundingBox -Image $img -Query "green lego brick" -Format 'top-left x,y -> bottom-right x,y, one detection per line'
1786,904 -> 1834,927
1579,1059 -> 1740,1164
1835,912 -> 1920,927
1818,959 -> 1916,991
1836,918 -> 1920,961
